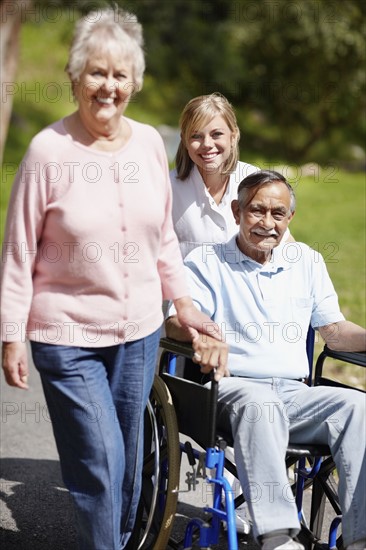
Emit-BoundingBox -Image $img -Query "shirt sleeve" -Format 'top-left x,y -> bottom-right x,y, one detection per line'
310,250 -> 345,328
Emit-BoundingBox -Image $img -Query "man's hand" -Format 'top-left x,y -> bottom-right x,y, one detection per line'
2,341 -> 29,389
190,330 -> 230,381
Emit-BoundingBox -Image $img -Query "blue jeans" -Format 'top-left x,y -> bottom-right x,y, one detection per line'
214,377 -> 366,547
31,328 -> 160,550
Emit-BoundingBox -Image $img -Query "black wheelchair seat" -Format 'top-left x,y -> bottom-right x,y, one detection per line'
161,371 -> 332,460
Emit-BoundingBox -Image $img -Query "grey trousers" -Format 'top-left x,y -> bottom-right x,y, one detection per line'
214,377 -> 366,546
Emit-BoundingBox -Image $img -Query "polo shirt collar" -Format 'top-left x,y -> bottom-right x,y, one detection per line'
223,234 -> 291,272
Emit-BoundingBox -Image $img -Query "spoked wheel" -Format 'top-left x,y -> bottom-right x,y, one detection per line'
130,375 -> 180,550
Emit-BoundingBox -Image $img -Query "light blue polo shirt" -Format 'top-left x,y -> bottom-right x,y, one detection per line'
169,236 -> 345,379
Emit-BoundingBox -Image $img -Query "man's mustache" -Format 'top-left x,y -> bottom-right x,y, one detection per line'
252,228 -> 279,237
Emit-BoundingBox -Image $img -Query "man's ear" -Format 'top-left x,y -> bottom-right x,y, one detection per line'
288,210 -> 295,224
231,200 -> 240,225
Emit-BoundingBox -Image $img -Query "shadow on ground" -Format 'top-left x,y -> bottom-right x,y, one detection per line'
0,458 -> 78,550
0,458 -> 258,549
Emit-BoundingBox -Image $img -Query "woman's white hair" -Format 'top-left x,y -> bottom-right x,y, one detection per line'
66,6 -> 145,96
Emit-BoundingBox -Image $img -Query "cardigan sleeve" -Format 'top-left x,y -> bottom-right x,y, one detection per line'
1,138 -> 49,341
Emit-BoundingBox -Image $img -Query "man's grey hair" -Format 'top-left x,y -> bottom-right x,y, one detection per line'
237,170 -> 296,213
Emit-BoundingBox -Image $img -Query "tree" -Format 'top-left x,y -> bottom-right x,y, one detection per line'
0,0 -> 32,163
136,0 -> 366,162
214,0 -> 366,161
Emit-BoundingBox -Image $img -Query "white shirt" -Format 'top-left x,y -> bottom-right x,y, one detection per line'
170,161 -> 259,258
168,237 -> 345,379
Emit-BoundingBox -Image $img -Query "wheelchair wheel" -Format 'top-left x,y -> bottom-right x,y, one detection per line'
132,375 -> 180,550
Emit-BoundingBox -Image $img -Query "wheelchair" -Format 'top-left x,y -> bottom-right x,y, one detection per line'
131,336 -> 365,550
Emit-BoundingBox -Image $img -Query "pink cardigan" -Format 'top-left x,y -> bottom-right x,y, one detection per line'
1,117 -> 187,346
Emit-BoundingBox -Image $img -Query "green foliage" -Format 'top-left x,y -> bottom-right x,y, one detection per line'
132,0 -> 366,163
227,0 -> 366,162
4,0 -> 366,164
3,10 -> 74,165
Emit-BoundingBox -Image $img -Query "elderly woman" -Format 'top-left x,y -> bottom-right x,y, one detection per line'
0,8 -> 223,550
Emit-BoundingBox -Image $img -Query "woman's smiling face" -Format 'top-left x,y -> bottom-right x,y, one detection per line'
74,45 -> 134,131
186,115 -> 235,177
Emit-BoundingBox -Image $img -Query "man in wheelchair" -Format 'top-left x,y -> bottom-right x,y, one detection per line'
166,170 -> 365,550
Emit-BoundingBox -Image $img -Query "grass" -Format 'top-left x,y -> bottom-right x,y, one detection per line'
1,11 -> 365,389
288,169 -> 366,389
289,170 -> 365,327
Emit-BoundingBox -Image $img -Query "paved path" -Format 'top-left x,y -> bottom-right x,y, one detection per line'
1,344 -> 78,549
1,345 -> 332,549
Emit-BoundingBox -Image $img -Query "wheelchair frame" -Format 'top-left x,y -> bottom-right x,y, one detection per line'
132,341 -> 365,550
124,375 -> 180,550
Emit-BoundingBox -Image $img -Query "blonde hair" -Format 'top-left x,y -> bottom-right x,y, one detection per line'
175,93 -> 240,180
66,6 -> 145,97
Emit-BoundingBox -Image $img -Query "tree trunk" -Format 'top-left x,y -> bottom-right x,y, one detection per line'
0,0 -> 32,163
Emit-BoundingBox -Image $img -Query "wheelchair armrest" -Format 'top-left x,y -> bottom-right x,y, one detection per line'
314,345 -> 366,390
320,346 -> 366,367
159,337 -> 194,359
